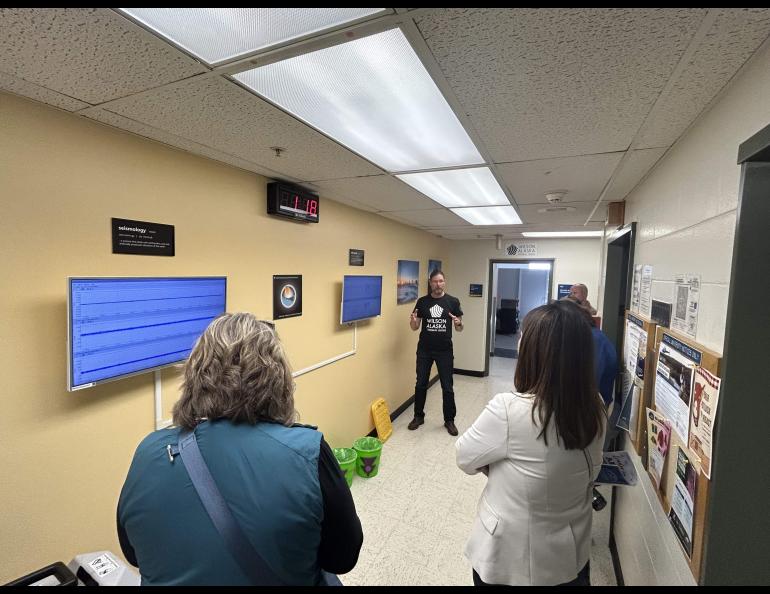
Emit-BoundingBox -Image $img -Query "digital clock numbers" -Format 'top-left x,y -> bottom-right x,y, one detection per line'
267,182 -> 319,223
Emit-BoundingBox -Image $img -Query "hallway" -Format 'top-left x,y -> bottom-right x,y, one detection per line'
342,356 -> 616,586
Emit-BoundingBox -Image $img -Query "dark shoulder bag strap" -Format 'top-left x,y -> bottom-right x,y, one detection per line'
168,431 -> 284,586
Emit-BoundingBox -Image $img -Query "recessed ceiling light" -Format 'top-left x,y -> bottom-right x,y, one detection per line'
117,8 -> 387,66
450,206 -> 522,226
397,168 -> 509,208
234,28 -> 484,172
522,231 -> 603,238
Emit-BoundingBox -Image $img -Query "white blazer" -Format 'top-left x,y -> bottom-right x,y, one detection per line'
456,392 -> 605,586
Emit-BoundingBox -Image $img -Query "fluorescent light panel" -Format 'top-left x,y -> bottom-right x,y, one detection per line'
235,28 -> 484,172
118,8 -> 387,65
451,206 -> 522,226
397,168 -> 509,208
522,231 -> 603,238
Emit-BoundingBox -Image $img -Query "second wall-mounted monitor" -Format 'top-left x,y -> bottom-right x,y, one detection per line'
68,276 -> 226,391
341,275 -> 382,324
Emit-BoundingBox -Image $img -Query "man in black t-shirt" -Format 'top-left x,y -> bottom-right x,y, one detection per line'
408,269 -> 464,436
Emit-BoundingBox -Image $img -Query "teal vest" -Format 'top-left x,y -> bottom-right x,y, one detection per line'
118,419 -> 323,586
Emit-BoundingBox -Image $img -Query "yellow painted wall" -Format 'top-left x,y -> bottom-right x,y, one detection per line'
0,92 -> 448,582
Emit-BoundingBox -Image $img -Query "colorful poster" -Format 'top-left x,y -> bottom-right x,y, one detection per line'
647,407 -> 672,489
397,260 -> 419,304
428,259 -> 442,278
655,341 -> 696,444
668,447 -> 698,558
672,274 -> 700,339
689,368 -> 721,479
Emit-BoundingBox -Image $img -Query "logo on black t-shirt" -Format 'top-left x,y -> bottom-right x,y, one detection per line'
417,294 -> 462,351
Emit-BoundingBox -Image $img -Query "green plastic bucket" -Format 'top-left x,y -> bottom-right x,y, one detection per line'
333,448 -> 358,487
352,436 -> 383,478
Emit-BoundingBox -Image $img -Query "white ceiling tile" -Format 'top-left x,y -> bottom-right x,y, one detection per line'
84,109 -> 291,179
103,76 -> 382,181
0,8 -> 207,104
379,208 -> 469,227
518,201 -> 607,225
496,153 -> 623,206
415,8 -> 706,162
0,72 -> 90,111
313,175 -> 442,212
636,8 -> 770,148
323,194 -> 379,213
603,148 -> 668,203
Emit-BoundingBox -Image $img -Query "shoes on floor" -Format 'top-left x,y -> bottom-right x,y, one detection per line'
444,421 -> 458,436
408,416 -> 425,430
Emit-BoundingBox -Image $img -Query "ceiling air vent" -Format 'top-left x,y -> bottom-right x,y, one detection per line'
537,205 -> 576,213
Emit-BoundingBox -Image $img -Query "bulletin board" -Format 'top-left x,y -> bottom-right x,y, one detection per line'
650,326 -> 721,583
622,310 -> 657,461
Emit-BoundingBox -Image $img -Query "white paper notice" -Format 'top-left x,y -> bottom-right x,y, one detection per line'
640,265 -> 653,318
88,554 -> 118,578
631,264 -> 642,313
624,320 -> 647,380
628,384 -> 641,441
672,274 -> 700,339
689,368 -> 721,479
655,344 -> 694,444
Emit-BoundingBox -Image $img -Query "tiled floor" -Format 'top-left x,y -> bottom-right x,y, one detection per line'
341,356 -> 617,586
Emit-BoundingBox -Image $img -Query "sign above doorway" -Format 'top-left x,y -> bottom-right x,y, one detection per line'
503,242 -> 537,257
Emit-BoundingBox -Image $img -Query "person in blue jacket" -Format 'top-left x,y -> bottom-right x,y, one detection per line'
117,313 -> 363,586
563,296 -> 617,408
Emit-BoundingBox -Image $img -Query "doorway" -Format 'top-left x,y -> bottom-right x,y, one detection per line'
600,223 -> 636,359
485,259 -> 554,373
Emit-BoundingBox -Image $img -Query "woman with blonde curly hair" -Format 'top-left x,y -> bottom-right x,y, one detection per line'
117,313 -> 362,585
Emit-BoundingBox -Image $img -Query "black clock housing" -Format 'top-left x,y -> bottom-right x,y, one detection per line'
267,182 -> 319,223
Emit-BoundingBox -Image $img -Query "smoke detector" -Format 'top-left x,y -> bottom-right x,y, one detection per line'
545,191 -> 567,204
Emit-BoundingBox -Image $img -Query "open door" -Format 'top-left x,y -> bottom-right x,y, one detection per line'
601,223 -> 636,357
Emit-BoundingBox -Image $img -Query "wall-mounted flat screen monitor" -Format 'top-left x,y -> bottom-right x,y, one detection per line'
341,275 -> 382,324
68,277 -> 227,391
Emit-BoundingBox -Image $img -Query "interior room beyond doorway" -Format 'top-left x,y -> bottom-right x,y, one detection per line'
489,261 -> 553,361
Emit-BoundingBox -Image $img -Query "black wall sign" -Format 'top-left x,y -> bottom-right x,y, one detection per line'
273,275 -> 302,320
469,284 -> 483,297
112,218 -> 175,256
349,249 -> 365,266
651,299 -> 672,329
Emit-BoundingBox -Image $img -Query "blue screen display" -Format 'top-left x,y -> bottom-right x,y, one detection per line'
69,277 -> 226,390
341,275 -> 382,324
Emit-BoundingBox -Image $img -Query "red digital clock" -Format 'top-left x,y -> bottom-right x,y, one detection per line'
267,182 -> 319,223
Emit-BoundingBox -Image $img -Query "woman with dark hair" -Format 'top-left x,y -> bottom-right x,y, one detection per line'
456,300 -> 606,586
117,313 -> 363,585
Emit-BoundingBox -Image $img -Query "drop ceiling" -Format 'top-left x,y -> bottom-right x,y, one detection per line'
3,8 -> 770,240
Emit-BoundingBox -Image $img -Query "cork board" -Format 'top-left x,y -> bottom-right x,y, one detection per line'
651,326 -> 721,583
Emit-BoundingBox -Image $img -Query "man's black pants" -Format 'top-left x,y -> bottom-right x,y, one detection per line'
413,348 -> 455,422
